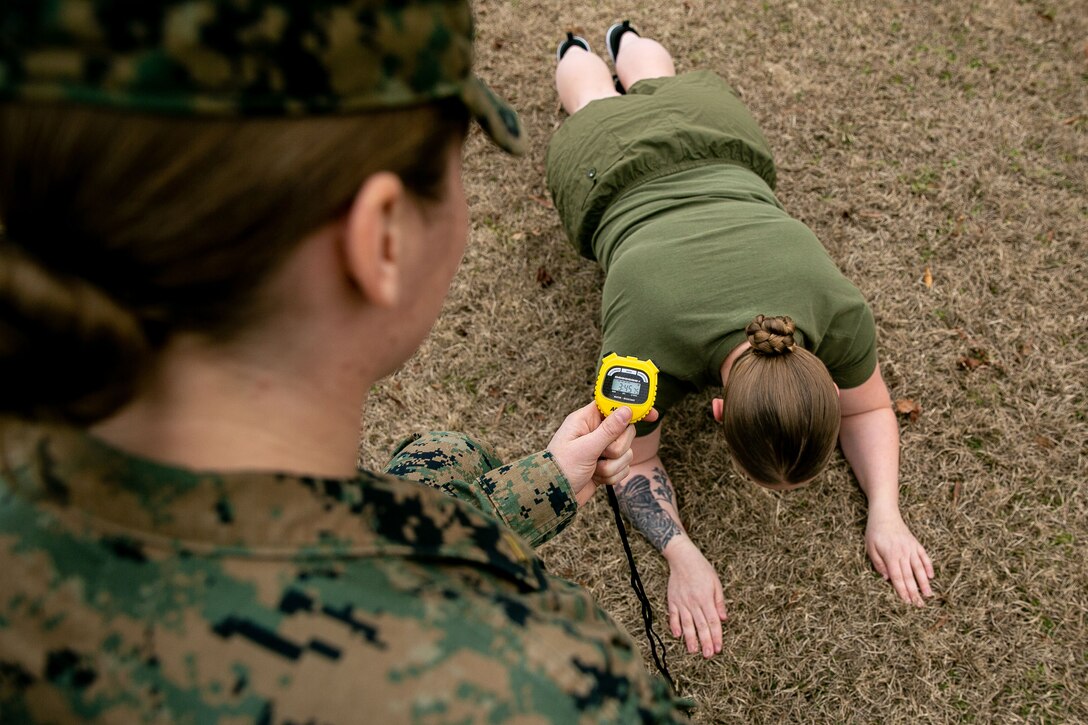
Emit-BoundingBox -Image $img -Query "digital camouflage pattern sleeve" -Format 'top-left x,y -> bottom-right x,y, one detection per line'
383,430 -> 579,547
0,424 -> 690,723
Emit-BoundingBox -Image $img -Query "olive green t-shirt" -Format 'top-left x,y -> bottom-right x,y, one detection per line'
595,163 -> 878,432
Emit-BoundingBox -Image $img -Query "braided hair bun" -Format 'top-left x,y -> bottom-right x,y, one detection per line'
724,314 -> 839,486
745,314 -> 796,356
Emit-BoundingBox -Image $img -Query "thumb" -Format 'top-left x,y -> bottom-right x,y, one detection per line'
581,406 -> 633,456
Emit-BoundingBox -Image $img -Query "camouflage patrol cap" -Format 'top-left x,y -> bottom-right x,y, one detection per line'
0,0 -> 525,154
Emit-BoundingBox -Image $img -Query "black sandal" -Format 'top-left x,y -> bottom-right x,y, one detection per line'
605,20 -> 639,65
556,32 -> 591,62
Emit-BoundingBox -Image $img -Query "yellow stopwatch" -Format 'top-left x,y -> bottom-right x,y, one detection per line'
594,353 -> 659,424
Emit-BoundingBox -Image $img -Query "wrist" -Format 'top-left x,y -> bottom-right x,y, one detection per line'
662,533 -> 696,562
866,497 -> 902,524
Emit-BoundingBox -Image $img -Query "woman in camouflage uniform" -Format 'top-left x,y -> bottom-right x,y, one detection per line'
0,2 -> 688,722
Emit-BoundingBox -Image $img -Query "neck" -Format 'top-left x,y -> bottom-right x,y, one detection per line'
93,336 -> 372,478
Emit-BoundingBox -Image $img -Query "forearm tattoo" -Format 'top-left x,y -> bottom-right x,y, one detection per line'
651,467 -> 674,505
617,467 -> 682,553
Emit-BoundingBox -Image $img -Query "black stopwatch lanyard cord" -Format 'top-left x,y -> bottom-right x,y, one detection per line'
605,483 -> 676,693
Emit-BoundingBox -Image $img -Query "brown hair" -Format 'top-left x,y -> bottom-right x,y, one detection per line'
0,100 -> 469,425
721,315 -> 841,486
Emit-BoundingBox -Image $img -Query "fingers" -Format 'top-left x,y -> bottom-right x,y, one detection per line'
702,603 -> 723,657
921,547 -> 935,580
902,558 -> 924,606
890,558 -> 924,607
911,552 -> 933,599
592,449 -> 633,486
679,609 -> 698,655
887,561 -> 910,604
672,596 -> 724,658
691,607 -> 714,658
873,540 -> 934,607
599,423 -> 636,461
677,606 -> 722,658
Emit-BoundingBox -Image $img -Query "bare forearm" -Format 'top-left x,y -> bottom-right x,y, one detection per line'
839,406 -> 901,517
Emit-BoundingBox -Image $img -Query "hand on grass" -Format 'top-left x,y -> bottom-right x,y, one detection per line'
664,537 -> 727,658
865,512 -> 934,606
547,403 -> 658,506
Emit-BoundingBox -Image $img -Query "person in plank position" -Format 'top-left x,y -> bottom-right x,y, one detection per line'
546,21 -> 935,659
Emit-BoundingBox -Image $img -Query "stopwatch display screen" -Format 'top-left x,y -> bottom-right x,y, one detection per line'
604,368 -> 649,404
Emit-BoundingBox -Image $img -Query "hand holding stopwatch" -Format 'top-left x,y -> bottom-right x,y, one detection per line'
594,353 -> 659,424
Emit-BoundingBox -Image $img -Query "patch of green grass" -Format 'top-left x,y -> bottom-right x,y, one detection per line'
903,167 -> 939,195
1051,532 -> 1074,546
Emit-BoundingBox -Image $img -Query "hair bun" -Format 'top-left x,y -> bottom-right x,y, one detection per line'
745,314 -> 796,356
0,240 -> 150,425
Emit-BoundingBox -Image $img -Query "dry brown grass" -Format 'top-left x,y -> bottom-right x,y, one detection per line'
361,1 -> 1087,721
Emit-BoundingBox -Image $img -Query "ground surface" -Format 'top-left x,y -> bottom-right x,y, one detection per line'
360,1 -> 1087,721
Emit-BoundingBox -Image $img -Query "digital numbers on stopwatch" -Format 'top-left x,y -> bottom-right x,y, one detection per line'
594,353 -> 659,423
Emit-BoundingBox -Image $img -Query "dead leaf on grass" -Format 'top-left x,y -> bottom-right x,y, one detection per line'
923,266 -> 933,289
1033,435 -> 1055,450
536,266 -> 555,288
528,194 -> 554,209
957,356 -> 984,371
894,398 -> 922,423
952,480 -> 962,505
957,347 -> 990,372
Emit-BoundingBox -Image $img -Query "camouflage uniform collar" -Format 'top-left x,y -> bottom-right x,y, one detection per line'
0,0 -> 526,154
1,423 -> 548,591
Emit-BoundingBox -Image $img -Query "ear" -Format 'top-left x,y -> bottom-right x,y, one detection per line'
712,397 -> 724,422
342,172 -> 409,308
